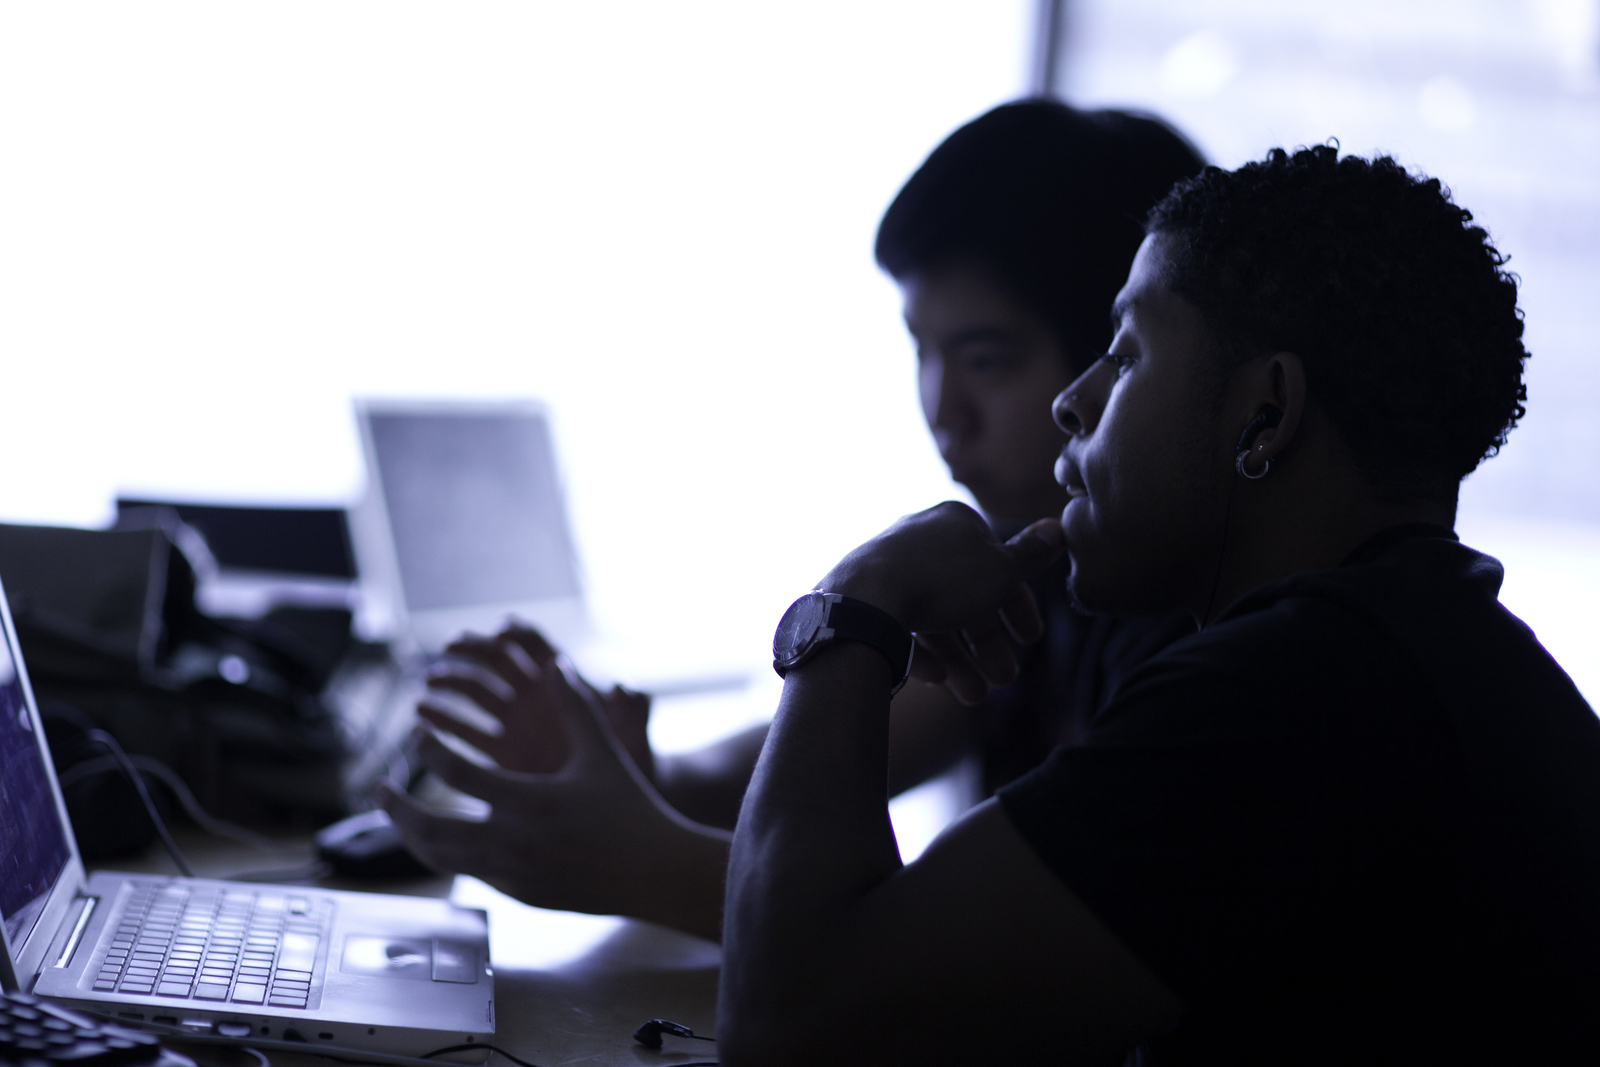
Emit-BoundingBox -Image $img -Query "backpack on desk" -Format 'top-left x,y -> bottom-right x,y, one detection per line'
0,521 -> 354,857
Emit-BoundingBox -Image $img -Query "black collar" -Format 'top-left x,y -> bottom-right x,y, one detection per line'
1339,523 -> 1459,568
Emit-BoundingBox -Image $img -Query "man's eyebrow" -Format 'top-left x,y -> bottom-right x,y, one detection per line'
1109,295 -> 1135,332
908,322 -> 1020,347
943,325 -> 1020,346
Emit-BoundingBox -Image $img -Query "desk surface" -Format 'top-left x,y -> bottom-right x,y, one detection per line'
90,826 -> 722,1067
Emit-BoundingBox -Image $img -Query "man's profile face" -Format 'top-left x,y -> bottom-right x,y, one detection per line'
1053,234 -> 1231,620
899,259 -> 1078,524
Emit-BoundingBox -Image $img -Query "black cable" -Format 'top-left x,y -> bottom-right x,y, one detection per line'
419,1043 -> 540,1067
1199,475 -> 1237,631
60,753 -> 300,854
86,728 -> 194,877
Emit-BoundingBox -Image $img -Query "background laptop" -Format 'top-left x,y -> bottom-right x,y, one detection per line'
0,574 -> 494,1060
349,397 -> 751,695
349,398 -> 586,656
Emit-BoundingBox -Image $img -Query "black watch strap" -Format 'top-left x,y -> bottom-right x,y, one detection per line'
773,592 -> 916,695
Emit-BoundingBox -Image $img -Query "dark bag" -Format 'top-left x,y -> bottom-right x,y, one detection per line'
0,522 -> 354,857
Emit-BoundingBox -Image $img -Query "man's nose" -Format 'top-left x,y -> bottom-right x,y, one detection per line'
1053,359 -> 1111,436
924,358 -> 975,438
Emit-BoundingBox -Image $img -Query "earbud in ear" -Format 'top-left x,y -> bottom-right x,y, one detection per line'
1235,406 -> 1282,480
1235,406 -> 1283,454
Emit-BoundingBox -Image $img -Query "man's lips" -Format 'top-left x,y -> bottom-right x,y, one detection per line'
1054,451 -> 1087,499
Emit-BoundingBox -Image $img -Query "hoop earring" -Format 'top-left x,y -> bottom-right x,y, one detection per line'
1236,449 -> 1270,480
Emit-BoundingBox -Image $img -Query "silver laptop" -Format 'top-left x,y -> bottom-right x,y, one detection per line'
348,397 -> 751,694
0,576 -> 494,1060
350,398 -> 588,655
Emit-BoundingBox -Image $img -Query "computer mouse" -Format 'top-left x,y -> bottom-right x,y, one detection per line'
314,809 -> 434,878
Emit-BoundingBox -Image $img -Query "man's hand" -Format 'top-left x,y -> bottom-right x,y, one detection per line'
822,502 -> 1066,705
419,624 -> 656,780
378,655 -> 729,942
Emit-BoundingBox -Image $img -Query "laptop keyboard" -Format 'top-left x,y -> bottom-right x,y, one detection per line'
91,883 -> 334,1011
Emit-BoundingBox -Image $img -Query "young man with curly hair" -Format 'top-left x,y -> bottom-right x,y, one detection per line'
717,147 -> 1600,1064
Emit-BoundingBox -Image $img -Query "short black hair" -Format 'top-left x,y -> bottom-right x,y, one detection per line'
1147,145 -> 1528,503
875,100 -> 1205,375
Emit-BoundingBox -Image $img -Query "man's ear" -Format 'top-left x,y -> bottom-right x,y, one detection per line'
1237,352 -> 1307,467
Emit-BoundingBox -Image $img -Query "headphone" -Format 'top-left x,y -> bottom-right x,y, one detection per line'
633,1019 -> 716,1050
1235,406 -> 1282,480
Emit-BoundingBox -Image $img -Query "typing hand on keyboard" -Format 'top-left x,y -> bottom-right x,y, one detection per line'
0,990 -> 189,1067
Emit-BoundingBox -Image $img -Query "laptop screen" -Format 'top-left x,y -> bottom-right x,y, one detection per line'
0,622 -> 71,950
366,409 -> 582,612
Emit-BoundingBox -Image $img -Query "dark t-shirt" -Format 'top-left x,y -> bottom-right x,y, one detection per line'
999,527 -> 1600,1064
978,554 -> 1195,794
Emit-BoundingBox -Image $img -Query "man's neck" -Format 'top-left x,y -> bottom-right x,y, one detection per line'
1199,467 -> 1456,626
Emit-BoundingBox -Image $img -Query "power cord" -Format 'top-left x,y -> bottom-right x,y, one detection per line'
316,1042 -> 547,1067
86,729 -> 195,877
59,754 -> 300,855
73,732 -> 327,881
420,1043 -> 542,1067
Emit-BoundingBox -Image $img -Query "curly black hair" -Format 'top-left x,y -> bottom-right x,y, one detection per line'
1147,144 -> 1528,503
876,100 -> 1205,375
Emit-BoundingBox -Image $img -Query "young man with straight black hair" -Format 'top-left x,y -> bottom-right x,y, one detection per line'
715,146 -> 1600,1064
379,102 -> 1206,938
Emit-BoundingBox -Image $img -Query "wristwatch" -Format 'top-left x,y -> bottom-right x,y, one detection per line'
772,591 -> 916,694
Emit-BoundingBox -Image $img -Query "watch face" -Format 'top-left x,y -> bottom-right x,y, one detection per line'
773,592 -> 826,663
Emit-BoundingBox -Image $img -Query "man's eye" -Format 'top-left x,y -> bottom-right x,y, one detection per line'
1100,352 -> 1134,372
963,350 -> 1019,374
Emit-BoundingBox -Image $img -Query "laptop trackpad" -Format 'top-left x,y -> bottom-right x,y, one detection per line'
341,936 -> 479,983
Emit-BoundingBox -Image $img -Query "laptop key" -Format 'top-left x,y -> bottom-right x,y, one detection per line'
231,984 -> 266,1005
277,933 -> 318,972
154,982 -> 191,998
193,984 -> 229,1001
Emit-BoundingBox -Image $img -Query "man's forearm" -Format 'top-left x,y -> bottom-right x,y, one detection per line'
654,687 -> 974,830
720,643 -> 902,1050
631,816 -> 733,943
655,723 -> 771,829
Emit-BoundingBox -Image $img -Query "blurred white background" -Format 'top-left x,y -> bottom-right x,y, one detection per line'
1,4 -> 1596,869
0,1 -> 1031,725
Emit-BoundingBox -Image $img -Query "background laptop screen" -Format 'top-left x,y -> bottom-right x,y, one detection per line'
367,409 -> 581,612
0,632 -> 70,950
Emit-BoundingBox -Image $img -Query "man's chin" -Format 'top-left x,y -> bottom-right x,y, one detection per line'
1066,553 -> 1167,619
1065,556 -> 1118,616
1062,509 -> 1120,615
